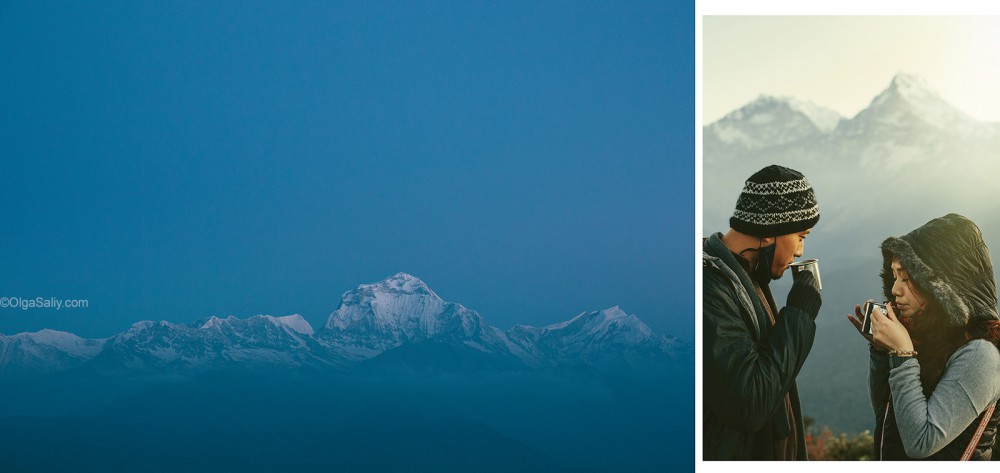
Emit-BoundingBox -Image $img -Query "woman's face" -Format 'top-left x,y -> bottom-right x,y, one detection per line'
890,258 -> 928,320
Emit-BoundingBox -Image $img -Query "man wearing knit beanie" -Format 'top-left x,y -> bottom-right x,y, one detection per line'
702,164 -> 822,460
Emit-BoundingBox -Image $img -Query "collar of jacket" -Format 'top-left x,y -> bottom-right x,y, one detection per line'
704,232 -> 769,340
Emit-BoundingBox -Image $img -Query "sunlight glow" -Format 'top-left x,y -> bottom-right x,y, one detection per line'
704,16 -> 1000,124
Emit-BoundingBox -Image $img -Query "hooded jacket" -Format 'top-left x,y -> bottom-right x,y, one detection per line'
703,233 -> 816,460
872,213 -> 1000,460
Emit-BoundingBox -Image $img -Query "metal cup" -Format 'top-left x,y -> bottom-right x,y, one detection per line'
861,300 -> 886,335
789,258 -> 822,291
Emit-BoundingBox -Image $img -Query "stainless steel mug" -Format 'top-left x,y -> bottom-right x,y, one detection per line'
789,258 -> 822,291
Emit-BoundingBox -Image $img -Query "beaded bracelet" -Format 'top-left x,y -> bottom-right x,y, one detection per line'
888,349 -> 918,357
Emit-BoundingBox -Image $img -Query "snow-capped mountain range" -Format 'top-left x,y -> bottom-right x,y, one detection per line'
706,94 -> 842,150
0,273 -> 683,377
705,73 -> 996,154
704,72 -> 1000,251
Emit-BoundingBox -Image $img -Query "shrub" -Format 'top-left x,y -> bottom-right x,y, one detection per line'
804,417 -> 874,461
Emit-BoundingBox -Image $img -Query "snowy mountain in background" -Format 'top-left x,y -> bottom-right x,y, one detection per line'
81,314 -> 335,375
506,306 -> 682,370
843,73 -> 984,137
0,273 -> 683,377
704,72 -> 1000,246
705,95 -> 842,151
317,272 -> 512,361
0,329 -> 106,376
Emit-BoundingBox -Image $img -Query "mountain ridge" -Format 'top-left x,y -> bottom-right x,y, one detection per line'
0,273 -> 684,377
703,71 -> 1000,247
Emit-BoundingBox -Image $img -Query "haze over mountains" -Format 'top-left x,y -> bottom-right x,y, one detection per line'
706,72 -> 1000,250
704,73 -> 1000,433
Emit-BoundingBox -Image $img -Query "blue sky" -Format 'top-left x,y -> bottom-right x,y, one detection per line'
0,1 -> 693,341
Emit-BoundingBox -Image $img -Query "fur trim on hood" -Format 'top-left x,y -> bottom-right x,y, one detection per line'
880,213 -> 999,329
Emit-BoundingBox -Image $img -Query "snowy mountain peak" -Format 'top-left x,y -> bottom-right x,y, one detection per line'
9,328 -> 106,359
123,320 -> 173,337
361,272 -> 440,299
505,306 -> 674,370
198,314 -> 314,336
888,72 -> 936,98
316,273 -> 515,360
724,95 -> 842,132
12,328 -> 85,345
540,306 -> 648,337
759,95 -> 841,133
323,273 -> 450,333
598,306 -> 628,320
853,72 -> 981,133
200,316 -> 227,329
705,94 -> 842,149
262,314 -> 314,336
871,72 -> 945,109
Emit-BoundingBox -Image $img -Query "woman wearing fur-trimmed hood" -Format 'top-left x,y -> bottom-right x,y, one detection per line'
849,213 -> 1000,460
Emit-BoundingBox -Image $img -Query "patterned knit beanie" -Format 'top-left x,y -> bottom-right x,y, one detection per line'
730,165 -> 820,237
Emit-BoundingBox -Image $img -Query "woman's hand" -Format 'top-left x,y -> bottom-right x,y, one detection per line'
871,303 -> 914,353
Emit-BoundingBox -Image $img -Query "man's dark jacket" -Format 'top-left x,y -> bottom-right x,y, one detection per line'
703,232 -> 816,460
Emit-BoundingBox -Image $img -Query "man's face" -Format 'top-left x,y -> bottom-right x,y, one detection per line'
770,229 -> 811,278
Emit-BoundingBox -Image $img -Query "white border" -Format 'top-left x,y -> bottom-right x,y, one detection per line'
693,0 -> 704,468
697,1 -> 1000,471
702,0 -> 1000,15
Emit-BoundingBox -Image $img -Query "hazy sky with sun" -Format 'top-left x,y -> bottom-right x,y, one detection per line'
704,16 -> 1000,125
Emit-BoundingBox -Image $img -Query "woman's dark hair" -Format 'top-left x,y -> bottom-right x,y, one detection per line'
967,320 -> 1000,345
909,296 -> 1000,397
909,299 -> 966,397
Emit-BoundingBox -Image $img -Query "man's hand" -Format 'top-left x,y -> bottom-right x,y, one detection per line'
787,270 -> 822,319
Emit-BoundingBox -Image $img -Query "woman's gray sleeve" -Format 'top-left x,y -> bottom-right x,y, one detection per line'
889,339 -> 1000,459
